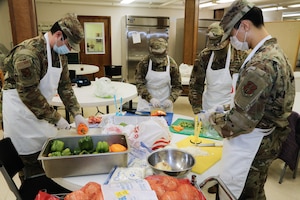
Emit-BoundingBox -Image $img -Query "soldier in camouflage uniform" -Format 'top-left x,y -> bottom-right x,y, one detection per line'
0,44 -> 9,131
2,13 -> 88,180
135,37 -> 182,112
189,22 -> 247,114
206,0 -> 295,199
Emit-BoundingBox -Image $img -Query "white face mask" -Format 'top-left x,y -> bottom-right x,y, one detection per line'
53,36 -> 70,55
230,26 -> 249,51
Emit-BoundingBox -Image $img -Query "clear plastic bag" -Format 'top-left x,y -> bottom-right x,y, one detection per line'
94,77 -> 116,98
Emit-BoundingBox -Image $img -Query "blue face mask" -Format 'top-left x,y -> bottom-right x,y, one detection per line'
53,36 -> 70,55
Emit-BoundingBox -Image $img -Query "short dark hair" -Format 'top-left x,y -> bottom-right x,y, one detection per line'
50,22 -> 68,39
234,6 -> 264,29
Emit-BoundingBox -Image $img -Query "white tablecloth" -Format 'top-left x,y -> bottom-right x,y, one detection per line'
68,64 -> 99,75
51,81 -> 137,108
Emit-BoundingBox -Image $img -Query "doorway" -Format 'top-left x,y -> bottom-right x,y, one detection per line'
77,16 -> 112,79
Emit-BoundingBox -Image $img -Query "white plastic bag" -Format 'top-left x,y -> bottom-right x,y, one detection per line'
179,63 -> 193,78
101,116 -> 172,150
94,77 -> 116,98
137,117 -> 172,150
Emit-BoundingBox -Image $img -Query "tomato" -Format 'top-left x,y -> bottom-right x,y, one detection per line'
88,115 -> 102,124
64,190 -> 88,200
177,184 -> 206,200
80,182 -> 103,200
145,175 -> 206,200
160,176 -> 179,191
65,182 -> 103,200
161,191 -> 181,200
150,183 -> 166,199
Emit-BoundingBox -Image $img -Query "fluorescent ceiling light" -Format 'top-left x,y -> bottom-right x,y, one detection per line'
262,6 -> 286,12
199,2 -> 217,8
120,0 -> 135,4
216,0 -> 235,3
288,4 -> 300,8
283,13 -> 300,17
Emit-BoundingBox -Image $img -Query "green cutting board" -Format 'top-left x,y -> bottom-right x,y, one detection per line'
169,118 -> 223,140
169,118 -> 194,135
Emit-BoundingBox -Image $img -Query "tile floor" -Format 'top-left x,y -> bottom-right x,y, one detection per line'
1,96 -> 299,200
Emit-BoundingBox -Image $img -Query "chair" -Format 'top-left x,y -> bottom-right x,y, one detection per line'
0,137 -> 70,199
69,69 -> 77,83
104,65 -> 123,82
278,111 -> 300,183
67,52 -> 80,64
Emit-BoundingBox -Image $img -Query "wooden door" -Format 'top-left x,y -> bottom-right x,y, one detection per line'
78,16 -> 112,80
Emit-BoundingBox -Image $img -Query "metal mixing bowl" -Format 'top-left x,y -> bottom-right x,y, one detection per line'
147,148 -> 195,177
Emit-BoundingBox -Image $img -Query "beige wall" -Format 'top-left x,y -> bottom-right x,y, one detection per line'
35,3 -> 186,69
0,2 -> 214,70
1,1 -> 299,72
265,21 -> 300,70
35,3 -> 215,79
0,0 -> 12,50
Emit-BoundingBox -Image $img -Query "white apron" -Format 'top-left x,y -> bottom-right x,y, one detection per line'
137,56 -> 172,112
203,46 -> 232,110
219,35 -> 273,199
3,32 -> 62,155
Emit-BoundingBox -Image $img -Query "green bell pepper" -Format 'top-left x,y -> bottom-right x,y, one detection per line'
96,141 -> 109,153
50,140 -> 65,152
73,147 -> 81,155
78,136 -> 94,151
48,151 -> 62,157
79,150 -> 89,155
61,148 -> 72,156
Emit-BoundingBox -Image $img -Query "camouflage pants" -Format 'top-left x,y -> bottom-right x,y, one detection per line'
19,151 -> 44,183
238,127 -> 289,200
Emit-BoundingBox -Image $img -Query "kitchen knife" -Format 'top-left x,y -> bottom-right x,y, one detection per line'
197,143 -> 223,147
126,110 -> 150,116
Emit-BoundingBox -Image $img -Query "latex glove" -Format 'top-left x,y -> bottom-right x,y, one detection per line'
55,117 -> 71,130
150,98 -> 161,108
198,105 -> 224,124
74,115 -> 88,128
197,111 -> 211,124
207,105 -> 224,114
162,99 -> 173,108
209,112 -> 226,126
208,112 -> 229,137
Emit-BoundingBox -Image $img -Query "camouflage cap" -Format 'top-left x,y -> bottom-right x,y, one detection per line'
149,38 -> 168,55
58,13 -> 84,51
220,0 -> 254,43
206,22 -> 229,50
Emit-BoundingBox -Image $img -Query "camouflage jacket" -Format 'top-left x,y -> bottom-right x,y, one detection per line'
189,45 -> 248,114
135,55 -> 182,102
212,38 -> 295,137
3,34 -> 81,124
